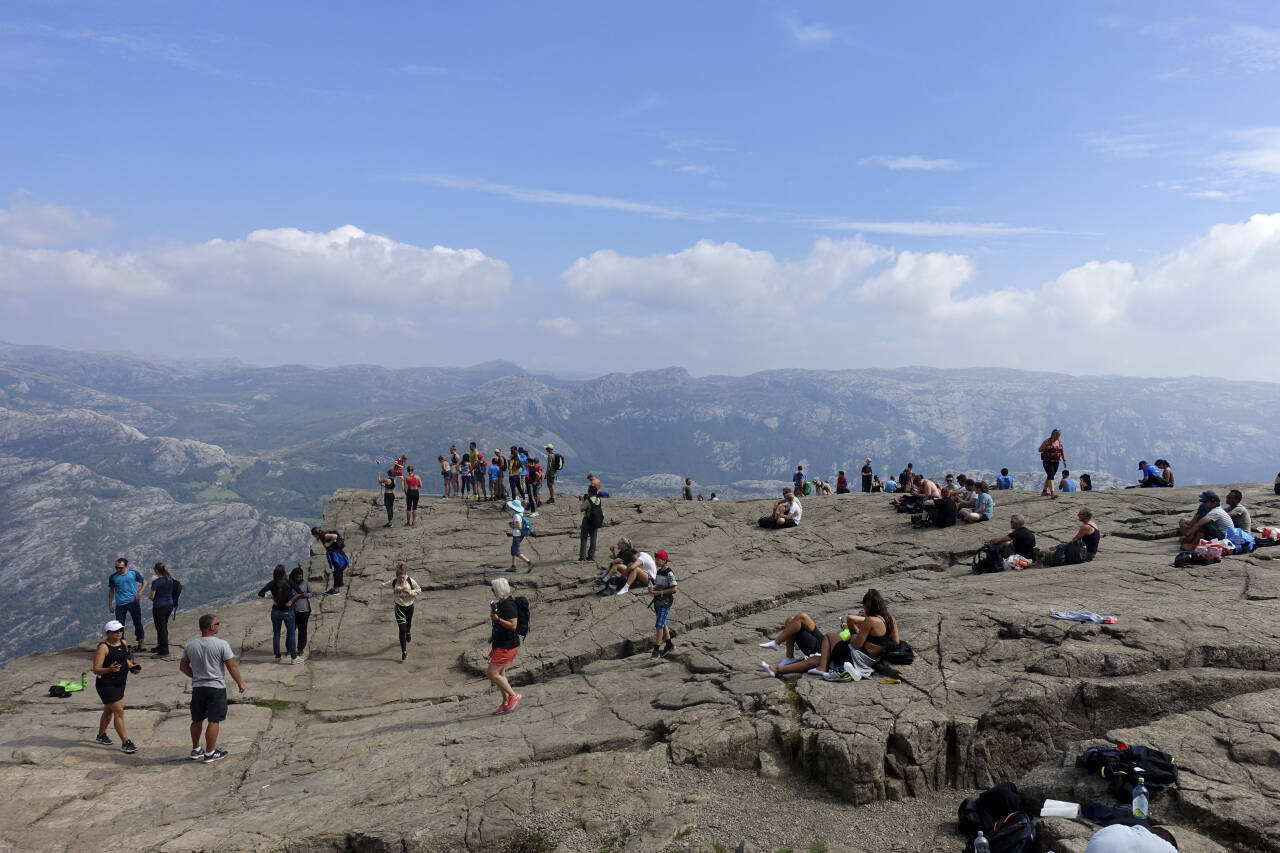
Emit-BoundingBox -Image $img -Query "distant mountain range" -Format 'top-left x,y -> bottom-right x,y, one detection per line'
2,341 -> 1278,661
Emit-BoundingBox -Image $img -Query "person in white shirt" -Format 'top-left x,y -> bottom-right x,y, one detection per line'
616,549 -> 657,595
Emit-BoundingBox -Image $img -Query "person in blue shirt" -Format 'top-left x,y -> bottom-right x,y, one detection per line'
1137,460 -> 1162,487
996,468 -> 1014,490
884,477 -> 898,493
107,557 -> 148,650
1059,470 -> 1079,493
960,482 -> 994,523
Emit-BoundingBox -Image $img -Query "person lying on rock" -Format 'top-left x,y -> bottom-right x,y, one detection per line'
1177,490 -> 1232,550
760,589 -> 898,682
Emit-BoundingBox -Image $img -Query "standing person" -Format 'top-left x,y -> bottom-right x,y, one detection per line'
288,568 -> 312,659
683,478 -> 694,501
257,565 -> 300,664
180,613 -> 246,763
647,550 -> 677,657
438,455 -> 452,497
1038,429 -> 1065,499
793,465 -> 805,494
489,455 -> 503,501
508,447 -> 525,501
311,527 -> 349,595
403,465 -> 422,527
526,457 -> 543,514
578,485 -> 604,561
899,463 -> 914,491
449,445 -> 462,496
107,557 -> 147,651
472,454 -> 488,500
861,458 -> 873,493
544,443 -> 559,504
507,499 -> 534,572
382,562 -> 421,662
92,620 -> 140,753
377,468 -> 396,527
392,453 -> 406,486
486,577 -> 522,714
460,455 -> 474,500
148,562 -> 176,658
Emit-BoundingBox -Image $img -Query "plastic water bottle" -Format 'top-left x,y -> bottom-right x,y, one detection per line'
1131,776 -> 1149,819
973,830 -> 990,853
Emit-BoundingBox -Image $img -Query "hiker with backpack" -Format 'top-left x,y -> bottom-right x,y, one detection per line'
92,619 -> 141,754
506,499 -> 534,572
311,527 -> 349,595
487,577 -> 522,714
148,562 -> 178,657
382,562 -> 421,662
257,565 -> 301,664
543,443 -> 561,503
578,484 -> 604,561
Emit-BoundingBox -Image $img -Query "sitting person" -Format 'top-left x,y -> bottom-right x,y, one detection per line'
1178,490 -> 1233,550
835,471 -> 849,494
995,468 -> 1014,490
986,514 -> 1036,561
1137,460 -> 1163,488
1225,489 -> 1251,532
871,475 -> 883,493
1059,469 -> 1078,492
959,481 -> 993,523
883,476 -> 898,493
1155,459 -> 1174,487
602,537 -> 637,584
1079,473 -> 1093,491
955,478 -> 978,508
761,589 -> 898,681
614,549 -> 657,595
941,474 -> 959,495
758,489 -> 801,528
1072,507 -> 1101,559
758,611 -> 828,663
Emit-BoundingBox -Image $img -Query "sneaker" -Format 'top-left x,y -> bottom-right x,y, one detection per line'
189,748 -> 204,760
275,657 -> 284,664
842,662 -> 863,681
650,647 -> 661,658
506,565 -> 517,572
545,498 -> 555,504
834,667 -> 855,682
324,588 -> 337,596
121,740 -> 137,754
400,651 -> 407,662
203,748 -> 228,763
492,700 -> 511,715
506,693 -> 522,712
759,640 -> 781,650
291,656 -> 302,665
616,584 -> 630,596
94,732 -> 112,746
529,512 -> 538,517
133,644 -> 146,652
526,562 -> 534,572
664,640 -> 674,654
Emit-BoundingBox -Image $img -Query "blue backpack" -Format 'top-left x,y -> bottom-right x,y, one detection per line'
520,515 -> 532,538
1225,526 -> 1255,554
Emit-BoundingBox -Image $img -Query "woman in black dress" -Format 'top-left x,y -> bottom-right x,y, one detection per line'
92,619 -> 140,753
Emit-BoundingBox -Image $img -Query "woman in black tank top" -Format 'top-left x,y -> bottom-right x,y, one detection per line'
92,621 -> 140,752
378,468 -> 396,527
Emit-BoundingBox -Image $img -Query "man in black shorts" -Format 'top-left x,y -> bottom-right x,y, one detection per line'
179,613 -> 246,763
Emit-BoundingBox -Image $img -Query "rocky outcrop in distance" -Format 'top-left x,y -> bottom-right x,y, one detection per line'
1,485 -> 1276,851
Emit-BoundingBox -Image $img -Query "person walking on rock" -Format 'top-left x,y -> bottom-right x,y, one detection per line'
180,613 -> 246,763
257,565 -> 300,664
148,562 -> 176,657
487,577 -> 522,714
647,551 -> 677,658
403,465 -> 422,527
289,568 -> 312,659
107,557 -> 148,651
507,499 -> 534,573
383,561 -> 421,662
92,619 -> 140,753
1038,429 -> 1065,499
578,485 -> 604,562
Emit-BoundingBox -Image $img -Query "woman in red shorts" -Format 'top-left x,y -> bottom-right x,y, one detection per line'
487,577 -> 522,714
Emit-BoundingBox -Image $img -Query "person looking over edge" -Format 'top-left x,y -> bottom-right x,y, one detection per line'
1225,489 -> 1251,532
544,443 -> 559,504
1038,428 -> 1065,499
1137,459 -> 1162,488
148,562 -> 175,658
683,478 -> 694,501
996,468 -> 1014,490
487,577 -> 521,715
107,557 -> 147,652
899,463 -> 913,491
1080,473 -> 1093,491
1059,469 -> 1078,492
92,620 -> 140,753
861,458 -> 873,493
793,465 -> 805,495
311,527 -> 349,596
180,613 -> 246,763
986,514 -> 1036,561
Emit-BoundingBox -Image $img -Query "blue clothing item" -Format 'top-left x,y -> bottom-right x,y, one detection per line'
1139,464 -> 1161,485
974,492 -> 994,517
269,608 -> 297,659
883,480 -> 897,493
1060,478 -> 1078,492
115,600 -> 145,642
150,576 -> 175,607
488,463 -> 500,482
996,475 -> 1014,490
654,603 -> 671,629
108,568 -> 144,606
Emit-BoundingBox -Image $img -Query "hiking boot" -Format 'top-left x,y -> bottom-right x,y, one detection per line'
189,748 -> 205,760
664,639 -> 674,654
545,497 -> 555,504
650,647 -> 661,658
94,732 -> 112,746
121,740 -> 137,754
203,748 -> 228,763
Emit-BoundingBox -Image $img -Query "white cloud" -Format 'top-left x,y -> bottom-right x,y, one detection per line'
0,224 -> 510,304
2,22 -> 227,77
1216,127 -> 1280,176
782,16 -> 833,45
1208,23 -> 1280,72
538,317 -> 579,338
651,159 -> 714,176
562,237 -> 890,308
619,92 -> 660,119
0,192 -> 115,246
811,219 -> 1055,238
860,155 -> 964,172
1189,189 -> 1232,200
406,172 -> 701,219
1083,130 -> 1163,159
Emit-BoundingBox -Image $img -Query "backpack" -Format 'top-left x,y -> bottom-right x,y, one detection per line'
170,577 -> 183,610
520,515 -> 532,538
801,480 -> 812,496
586,499 -> 604,530
1076,743 -> 1178,801
959,782 -> 1036,853
513,596 -> 531,637
1046,539 -> 1088,567
327,531 -> 346,553
553,453 -> 564,471
932,497 -> 958,528
881,640 -> 914,665
972,543 -> 1004,574
1224,526 -> 1255,554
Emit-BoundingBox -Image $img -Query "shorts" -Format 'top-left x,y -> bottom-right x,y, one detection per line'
795,628 -> 824,657
546,470 -> 557,483
1042,458 -> 1060,478
405,490 -> 419,512
654,604 -> 671,629
510,535 -> 523,556
829,641 -> 854,668
95,678 -> 125,705
488,645 -> 519,666
191,686 -> 229,723
975,513 -> 991,522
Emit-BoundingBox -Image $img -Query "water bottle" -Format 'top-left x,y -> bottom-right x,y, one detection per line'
1131,776 -> 1149,819
973,830 -> 990,853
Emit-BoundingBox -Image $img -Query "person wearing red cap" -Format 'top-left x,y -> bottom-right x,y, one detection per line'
648,551 -> 676,657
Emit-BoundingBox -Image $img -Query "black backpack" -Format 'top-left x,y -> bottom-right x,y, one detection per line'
170,577 -> 183,610
933,497 -> 957,528
880,640 -> 914,665
553,453 -> 565,471
1076,743 -> 1177,801
513,596 -> 531,638
1047,539 -> 1088,567
327,531 -> 346,553
972,543 -> 1004,574
586,499 -> 604,530
959,782 -> 1036,853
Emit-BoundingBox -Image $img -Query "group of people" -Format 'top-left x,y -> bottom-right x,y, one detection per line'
106,558 -> 180,658
758,589 -> 899,682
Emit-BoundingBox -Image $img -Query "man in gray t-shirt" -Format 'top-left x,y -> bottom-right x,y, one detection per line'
179,613 -> 245,763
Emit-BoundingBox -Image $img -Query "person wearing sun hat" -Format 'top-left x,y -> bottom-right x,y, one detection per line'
543,443 -> 559,504
506,499 -> 533,572
92,619 -> 140,753
647,551 -> 677,657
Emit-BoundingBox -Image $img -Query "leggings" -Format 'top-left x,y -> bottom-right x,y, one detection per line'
405,490 -> 419,512
383,491 -> 395,521
295,611 -> 310,654
152,605 -> 173,654
395,603 -> 414,654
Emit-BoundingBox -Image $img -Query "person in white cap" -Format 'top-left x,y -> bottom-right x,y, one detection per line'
544,443 -> 560,504
92,620 -> 140,753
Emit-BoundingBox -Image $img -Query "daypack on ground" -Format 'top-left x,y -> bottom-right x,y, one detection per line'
1224,526 -> 1255,554
958,782 -> 1036,853
932,496 -> 957,528
1076,743 -> 1177,801
514,596 -> 531,637
1046,539 -> 1088,567
880,640 -> 914,666
972,543 -> 1004,574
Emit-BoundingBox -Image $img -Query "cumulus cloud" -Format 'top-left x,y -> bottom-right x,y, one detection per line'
562,237 -> 890,308
538,317 -> 579,338
782,16 -> 833,45
860,155 -> 964,172
0,192 -> 115,246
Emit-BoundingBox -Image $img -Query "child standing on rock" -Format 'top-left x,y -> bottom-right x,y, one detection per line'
506,499 -> 534,573
648,551 -> 676,658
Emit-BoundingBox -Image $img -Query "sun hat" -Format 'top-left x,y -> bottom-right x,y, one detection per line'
104,620 -> 125,633
506,499 -> 525,514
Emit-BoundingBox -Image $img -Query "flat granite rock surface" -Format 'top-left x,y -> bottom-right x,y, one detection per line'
2,485 -> 1278,852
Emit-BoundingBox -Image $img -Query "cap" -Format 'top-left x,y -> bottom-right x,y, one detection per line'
545,443 -> 554,450
1198,489 -> 1220,502
104,620 -> 125,633
655,550 -> 670,562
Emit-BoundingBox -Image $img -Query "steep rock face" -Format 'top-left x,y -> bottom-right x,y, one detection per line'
1,486 -> 1276,852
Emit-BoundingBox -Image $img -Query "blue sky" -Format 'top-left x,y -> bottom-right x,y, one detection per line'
2,2 -> 1280,378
